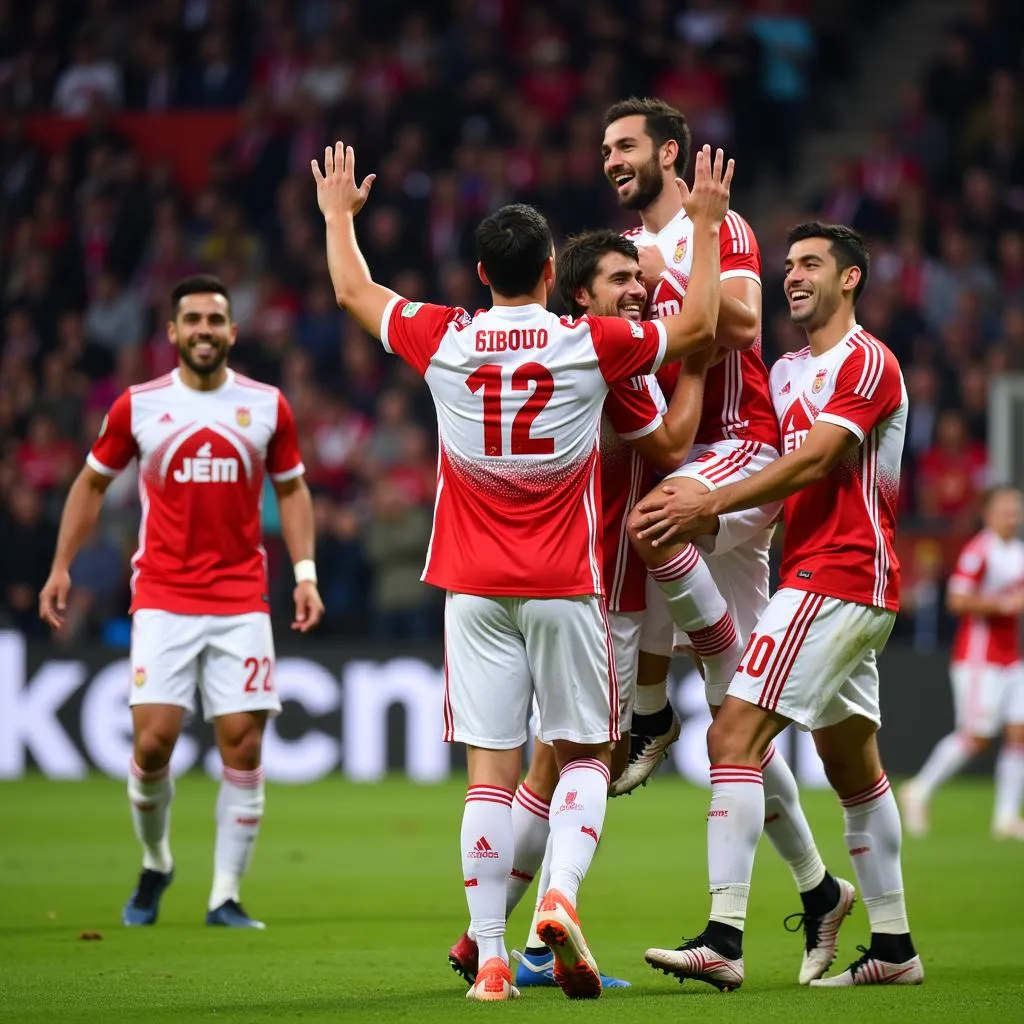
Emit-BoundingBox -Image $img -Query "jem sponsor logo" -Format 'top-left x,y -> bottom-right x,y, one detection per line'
173,442 -> 239,483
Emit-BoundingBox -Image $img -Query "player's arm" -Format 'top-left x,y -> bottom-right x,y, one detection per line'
39,465 -> 114,629
947,588 -> 1024,617
715,277 -> 760,350
627,360 -> 709,472
313,141 -> 398,339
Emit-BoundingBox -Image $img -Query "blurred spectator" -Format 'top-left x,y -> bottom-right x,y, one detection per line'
84,269 -> 145,353
0,484 -> 56,635
52,30 -> 123,115
916,410 -> 988,530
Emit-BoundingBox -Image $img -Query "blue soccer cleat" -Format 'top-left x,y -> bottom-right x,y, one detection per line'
512,948 -> 631,989
205,899 -> 266,929
122,867 -> 174,926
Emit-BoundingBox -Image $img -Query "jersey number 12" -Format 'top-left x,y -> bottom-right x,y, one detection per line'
466,363 -> 555,457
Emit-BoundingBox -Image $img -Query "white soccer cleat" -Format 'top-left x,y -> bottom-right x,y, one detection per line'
788,877 -> 857,984
992,818 -> 1024,840
898,782 -> 930,837
645,936 -> 744,992
810,947 -> 924,987
535,888 -> 602,999
465,956 -> 520,1001
610,712 -> 682,797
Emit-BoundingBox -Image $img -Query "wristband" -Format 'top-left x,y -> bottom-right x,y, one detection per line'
294,559 -> 318,584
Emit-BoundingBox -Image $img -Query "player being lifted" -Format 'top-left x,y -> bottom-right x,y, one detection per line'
313,140 -> 731,1001
448,228 -> 714,992
901,486 -> 1024,839
39,275 -> 324,929
605,97 -> 852,984
638,222 -> 922,988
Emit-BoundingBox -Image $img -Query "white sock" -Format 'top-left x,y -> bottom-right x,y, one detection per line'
994,741 -> 1024,826
842,774 -> 909,935
707,764 -> 764,930
506,783 -> 550,919
128,758 -> 174,873
547,758 -> 610,906
633,678 -> 668,715
525,837 -> 552,950
462,785 -> 514,964
912,732 -> 973,800
761,744 -> 826,892
650,546 -> 742,689
209,766 -> 265,911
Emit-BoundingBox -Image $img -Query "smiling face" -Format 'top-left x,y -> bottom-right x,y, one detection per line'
168,292 -> 236,376
784,238 -> 861,331
576,250 -> 647,320
602,114 -> 670,211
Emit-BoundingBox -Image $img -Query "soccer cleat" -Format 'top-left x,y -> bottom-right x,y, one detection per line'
897,782 -> 930,837
205,899 -> 266,929
810,946 -> 924,986
992,818 -> 1024,840
784,877 -> 857,984
122,867 -> 174,926
466,956 -> 520,1001
512,948 -> 631,988
645,934 -> 744,991
448,931 -> 478,985
535,888 -> 602,999
610,712 -> 682,797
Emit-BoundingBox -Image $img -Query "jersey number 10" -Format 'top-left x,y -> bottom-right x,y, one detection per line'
466,363 -> 555,457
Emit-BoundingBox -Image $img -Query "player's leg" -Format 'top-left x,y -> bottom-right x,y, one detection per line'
202,612 -> 282,929
123,609 -> 201,926
900,662 -> 999,836
444,592 -> 532,1001
993,666 -> 1024,838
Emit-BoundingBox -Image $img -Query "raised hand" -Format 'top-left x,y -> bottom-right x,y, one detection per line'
677,144 -> 734,229
311,142 -> 376,220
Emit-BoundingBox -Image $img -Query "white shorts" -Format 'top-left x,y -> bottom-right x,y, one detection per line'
951,662 -> 1024,737
443,592 -> 618,749
130,609 -> 281,722
726,588 -> 896,731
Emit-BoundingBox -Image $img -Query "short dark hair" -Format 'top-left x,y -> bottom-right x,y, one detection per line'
786,221 -> 870,302
984,484 -> 1022,507
474,204 -> 553,298
603,96 -> 691,174
557,230 -> 640,317
170,275 -> 232,317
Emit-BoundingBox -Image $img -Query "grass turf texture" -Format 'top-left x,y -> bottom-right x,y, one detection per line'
1,775 -> 1021,1022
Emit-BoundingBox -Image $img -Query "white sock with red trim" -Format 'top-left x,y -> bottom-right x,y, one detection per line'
524,837 -> 553,950
911,732 -> 972,800
128,758 -> 174,874
707,764 -> 764,930
842,774 -> 909,935
650,546 -> 743,689
462,785 -> 514,964
209,766 -> 265,910
994,742 -> 1024,827
547,759 -> 610,906
506,783 -> 551,919
761,743 -> 826,891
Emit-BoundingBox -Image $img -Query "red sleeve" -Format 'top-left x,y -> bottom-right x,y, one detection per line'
588,314 -> 667,385
819,341 -> 903,441
267,392 -> 305,481
948,538 -> 986,594
86,391 -> 137,476
719,212 -> 761,282
380,297 -> 469,375
604,376 -> 663,441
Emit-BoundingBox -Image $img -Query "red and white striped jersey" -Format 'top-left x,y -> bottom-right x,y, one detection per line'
602,376 -> 662,612
949,530 -> 1024,666
380,298 -> 667,598
87,369 -> 304,615
625,207 -> 779,451
770,326 -> 907,611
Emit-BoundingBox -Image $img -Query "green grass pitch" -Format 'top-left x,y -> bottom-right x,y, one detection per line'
1,775 -> 1022,1022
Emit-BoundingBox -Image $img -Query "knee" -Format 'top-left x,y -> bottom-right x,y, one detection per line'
706,715 -> 745,765
134,728 -> 177,770
820,751 -> 881,797
964,734 -> 991,757
222,729 -> 263,772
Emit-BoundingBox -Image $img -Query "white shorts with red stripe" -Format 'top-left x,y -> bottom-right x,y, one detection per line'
950,661 -> 1024,738
726,588 -> 896,731
443,592 -> 619,749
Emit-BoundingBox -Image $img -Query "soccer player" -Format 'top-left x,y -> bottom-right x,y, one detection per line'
312,140 -> 732,1001
605,97 -> 852,985
637,222 -> 923,988
900,486 -> 1024,840
38,275 -> 324,929
448,229 -> 713,992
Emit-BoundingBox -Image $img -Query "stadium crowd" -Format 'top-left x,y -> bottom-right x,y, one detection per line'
0,0 -> 1022,642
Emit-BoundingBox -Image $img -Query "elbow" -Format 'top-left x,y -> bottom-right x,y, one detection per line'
803,453 -> 834,484
720,323 -> 759,352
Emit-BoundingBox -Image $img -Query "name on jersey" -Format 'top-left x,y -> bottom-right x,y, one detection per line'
475,328 -> 548,352
172,442 -> 240,483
